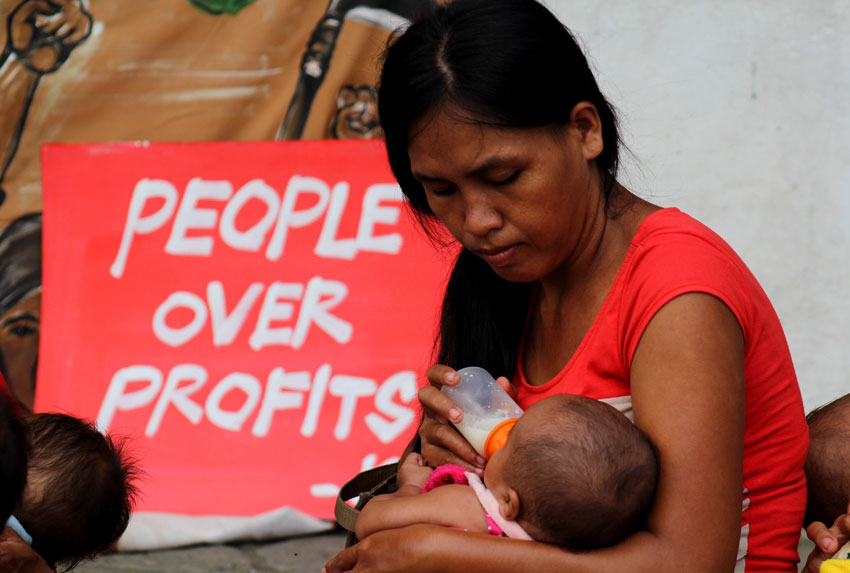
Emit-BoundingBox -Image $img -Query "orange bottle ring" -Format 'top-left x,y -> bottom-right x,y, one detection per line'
484,418 -> 518,460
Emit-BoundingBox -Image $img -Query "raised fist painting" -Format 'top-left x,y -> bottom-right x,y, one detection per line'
5,0 -> 93,73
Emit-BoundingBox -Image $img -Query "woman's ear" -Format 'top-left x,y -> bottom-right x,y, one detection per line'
498,487 -> 521,521
569,101 -> 603,161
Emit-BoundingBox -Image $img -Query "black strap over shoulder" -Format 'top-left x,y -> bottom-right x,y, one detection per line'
335,462 -> 399,547
334,434 -> 420,547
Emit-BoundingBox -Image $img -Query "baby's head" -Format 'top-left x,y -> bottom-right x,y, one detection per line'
484,394 -> 657,549
0,391 -> 28,524
15,413 -> 139,570
805,393 -> 850,526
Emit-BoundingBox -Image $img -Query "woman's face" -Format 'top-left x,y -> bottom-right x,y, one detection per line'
407,105 -> 603,283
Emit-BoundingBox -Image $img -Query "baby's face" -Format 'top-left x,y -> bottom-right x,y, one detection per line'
482,407 -> 541,505
481,397 -> 562,500
482,430 -> 513,505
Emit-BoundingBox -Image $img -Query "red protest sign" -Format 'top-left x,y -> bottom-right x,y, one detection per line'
38,141 -> 452,518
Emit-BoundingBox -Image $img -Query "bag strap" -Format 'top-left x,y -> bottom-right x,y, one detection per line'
334,462 -> 399,533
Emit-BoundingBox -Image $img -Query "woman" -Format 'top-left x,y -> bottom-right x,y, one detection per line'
326,0 -> 808,570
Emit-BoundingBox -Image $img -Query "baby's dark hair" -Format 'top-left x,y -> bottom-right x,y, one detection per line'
15,413 -> 139,570
504,395 -> 657,549
805,393 -> 850,527
0,391 -> 28,524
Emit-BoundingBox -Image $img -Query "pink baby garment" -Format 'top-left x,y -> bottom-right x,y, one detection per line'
423,464 -> 532,540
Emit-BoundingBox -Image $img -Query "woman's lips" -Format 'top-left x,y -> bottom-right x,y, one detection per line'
475,244 -> 518,267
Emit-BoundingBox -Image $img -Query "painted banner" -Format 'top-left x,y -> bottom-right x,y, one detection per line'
38,140 -> 452,519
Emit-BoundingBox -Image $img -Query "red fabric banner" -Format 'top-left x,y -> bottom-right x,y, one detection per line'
39,140 -> 451,518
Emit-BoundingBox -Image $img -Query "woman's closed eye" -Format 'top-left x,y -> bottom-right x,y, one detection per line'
424,183 -> 456,196
486,169 -> 520,187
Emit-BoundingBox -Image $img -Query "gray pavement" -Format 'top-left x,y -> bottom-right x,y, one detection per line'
75,529 -> 348,573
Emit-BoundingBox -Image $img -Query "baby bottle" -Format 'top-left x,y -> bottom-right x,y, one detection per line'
441,366 -> 523,459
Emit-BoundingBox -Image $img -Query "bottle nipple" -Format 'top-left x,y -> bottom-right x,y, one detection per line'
484,418 -> 518,459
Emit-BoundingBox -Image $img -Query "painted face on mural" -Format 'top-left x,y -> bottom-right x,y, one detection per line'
0,289 -> 40,412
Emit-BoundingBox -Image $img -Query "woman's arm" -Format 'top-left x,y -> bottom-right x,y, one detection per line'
326,293 -> 746,572
625,292 -> 745,570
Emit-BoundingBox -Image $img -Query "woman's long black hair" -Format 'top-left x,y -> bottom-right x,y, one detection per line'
378,0 -> 622,378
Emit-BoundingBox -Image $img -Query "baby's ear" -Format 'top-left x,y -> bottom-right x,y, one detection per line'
498,487 -> 521,521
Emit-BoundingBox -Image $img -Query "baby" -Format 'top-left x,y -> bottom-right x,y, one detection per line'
7,413 -> 138,571
806,393 -> 850,528
356,394 -> 658,549
0,390 -> 28,525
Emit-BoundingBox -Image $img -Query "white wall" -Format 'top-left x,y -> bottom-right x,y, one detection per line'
545,1 -> 850,412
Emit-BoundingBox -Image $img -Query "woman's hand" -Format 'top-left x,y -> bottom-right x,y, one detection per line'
804,505 -> 850,573
418,364 -> 515,473
325,522 -> 577,573
324,524 -> 437,573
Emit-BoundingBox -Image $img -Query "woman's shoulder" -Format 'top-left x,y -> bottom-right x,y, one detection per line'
615,206 -> 769,347
625,207 -> 749,285
631,207 -> 728,247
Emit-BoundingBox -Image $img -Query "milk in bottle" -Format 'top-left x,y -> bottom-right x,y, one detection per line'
441,366 -> 524,459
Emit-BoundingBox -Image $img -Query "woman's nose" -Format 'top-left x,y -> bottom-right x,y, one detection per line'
462,191 -> 502,237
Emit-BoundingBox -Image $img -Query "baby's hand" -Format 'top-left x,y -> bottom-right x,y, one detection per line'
805,506 -> 850,573
397,452 -> 434,491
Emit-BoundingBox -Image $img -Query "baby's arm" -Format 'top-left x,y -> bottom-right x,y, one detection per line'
355,454 -> 490,539
356,483 -> 490,539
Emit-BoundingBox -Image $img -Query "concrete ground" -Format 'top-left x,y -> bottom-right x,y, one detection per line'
74,527 -> 815,572
75,529 -> 348,573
